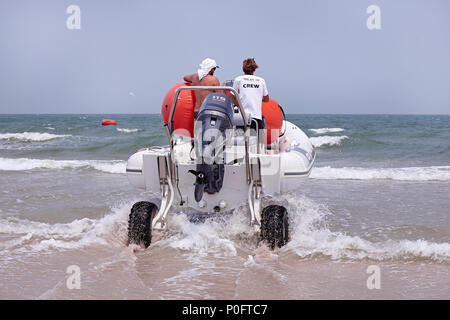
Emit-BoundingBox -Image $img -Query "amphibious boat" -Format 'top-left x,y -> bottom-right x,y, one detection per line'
126,84 -> 315,249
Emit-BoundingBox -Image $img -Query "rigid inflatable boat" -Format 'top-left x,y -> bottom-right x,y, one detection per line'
126,84 -> 315,249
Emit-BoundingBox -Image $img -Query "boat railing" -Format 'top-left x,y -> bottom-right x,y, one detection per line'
168,86 -> 252,184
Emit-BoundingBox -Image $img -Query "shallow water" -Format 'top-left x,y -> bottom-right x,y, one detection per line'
0,114 -> 449,299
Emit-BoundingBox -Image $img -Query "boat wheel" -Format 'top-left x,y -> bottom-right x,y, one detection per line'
127,201 -> 158,248
260,205 -> 289,250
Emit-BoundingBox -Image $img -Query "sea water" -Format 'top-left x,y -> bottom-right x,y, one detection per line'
0,114 -> 449,299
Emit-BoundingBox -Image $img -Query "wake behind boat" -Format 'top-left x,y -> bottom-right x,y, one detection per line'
125,84 -> 315,249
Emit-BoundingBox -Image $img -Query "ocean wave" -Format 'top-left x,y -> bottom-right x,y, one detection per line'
0,157 -> 126,174
0,132 -> 70,142
116,128 -> 143,133
150,197 -> 450,262
309,135 -> 348,147
310,166 -> 450,181
309,128 -> 345,134
0,197 -> 448,262
0,202 -> 250,256
0,202 -> 131,253
283,195 -> 450,262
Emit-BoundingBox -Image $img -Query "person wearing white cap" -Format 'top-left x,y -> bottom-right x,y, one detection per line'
184,58 -> 220,118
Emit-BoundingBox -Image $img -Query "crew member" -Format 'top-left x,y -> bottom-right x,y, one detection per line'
183,58 -> 220,118
233,58 -> 269,130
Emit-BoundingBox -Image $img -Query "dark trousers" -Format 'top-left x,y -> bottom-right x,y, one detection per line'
250,117 -> 265,131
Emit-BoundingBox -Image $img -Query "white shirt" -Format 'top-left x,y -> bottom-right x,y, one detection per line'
233,75 -> 268,120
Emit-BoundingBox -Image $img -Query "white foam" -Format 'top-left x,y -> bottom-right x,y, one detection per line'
309,135 -> 348,147
0,196 -> 448,262
0,201 -> 131,253
309,128 -> 345,134
282,195 -> 450,262
311,166 -> 450,181
0,200 -> 246,256
90,161 -> 127,174
165,211 -> 249,257
243,255 -> 257,267
0,157 -> 126,174
0,132 -> 70,142
116,128 -> 142,133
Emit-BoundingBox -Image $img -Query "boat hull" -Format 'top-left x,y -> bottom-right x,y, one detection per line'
126,121 -> 315,212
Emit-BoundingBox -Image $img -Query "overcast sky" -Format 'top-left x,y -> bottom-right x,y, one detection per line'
0,0 -> 449,114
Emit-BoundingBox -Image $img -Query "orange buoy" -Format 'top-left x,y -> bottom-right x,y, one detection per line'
102,119 -> 117,126
161,83 -> 196,137
262,98 -> 283,145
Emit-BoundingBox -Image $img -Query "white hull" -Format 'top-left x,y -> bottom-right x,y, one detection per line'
126,120 -> 315,213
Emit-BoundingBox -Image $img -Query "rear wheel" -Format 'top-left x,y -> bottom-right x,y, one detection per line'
127,201 -> 158,248
260,205 -> 289,249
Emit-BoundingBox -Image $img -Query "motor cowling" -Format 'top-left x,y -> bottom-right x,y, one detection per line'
190,93 -> 234,202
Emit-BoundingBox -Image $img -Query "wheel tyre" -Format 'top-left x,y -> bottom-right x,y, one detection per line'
127,201 -> 158,248
260,205 -> 289,250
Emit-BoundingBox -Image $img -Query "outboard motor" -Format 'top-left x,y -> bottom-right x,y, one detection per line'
189,93 -> 234,203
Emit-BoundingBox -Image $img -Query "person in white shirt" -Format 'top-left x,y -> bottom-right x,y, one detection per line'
233,58 -> 269,130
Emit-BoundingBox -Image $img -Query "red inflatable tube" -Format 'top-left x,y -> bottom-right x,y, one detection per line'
161,83 -> 196,137
102,119 -> 117,126
262,98 -> 283,145
160,83 -> 283,144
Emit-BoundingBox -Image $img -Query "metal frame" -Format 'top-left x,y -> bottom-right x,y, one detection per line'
167,86 -> 252,184
155,86 -> 268,228
126,91 -> 316,233
152,154 -> 174,229
168,86 -> 248,133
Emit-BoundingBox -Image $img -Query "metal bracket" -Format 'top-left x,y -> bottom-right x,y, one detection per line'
152,155 -> 174,230
248,158 -> 262,227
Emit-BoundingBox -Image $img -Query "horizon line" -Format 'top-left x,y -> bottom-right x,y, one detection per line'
0,113 -> 449,116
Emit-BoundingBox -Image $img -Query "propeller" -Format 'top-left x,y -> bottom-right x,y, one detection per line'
189,170 -> 206,202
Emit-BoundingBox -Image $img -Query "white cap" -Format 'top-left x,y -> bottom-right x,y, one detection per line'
197,58 -> 219,80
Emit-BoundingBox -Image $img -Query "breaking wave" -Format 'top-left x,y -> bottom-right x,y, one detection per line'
311,166 -> 450,181
282,195 -> 450,262
0,202 -> 130,254
160,196 -> 450,262
309,128 -> 345,134
3,158 -> 447,181
1,196 -> 448,263
0,157 -> 126,174
309,135 -> 348,147
0,132 -> 70,142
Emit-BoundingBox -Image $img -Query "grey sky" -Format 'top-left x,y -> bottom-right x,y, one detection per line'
0,0 -> 449,114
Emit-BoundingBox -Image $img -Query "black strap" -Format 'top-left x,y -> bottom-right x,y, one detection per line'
278,104 -> 287,137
